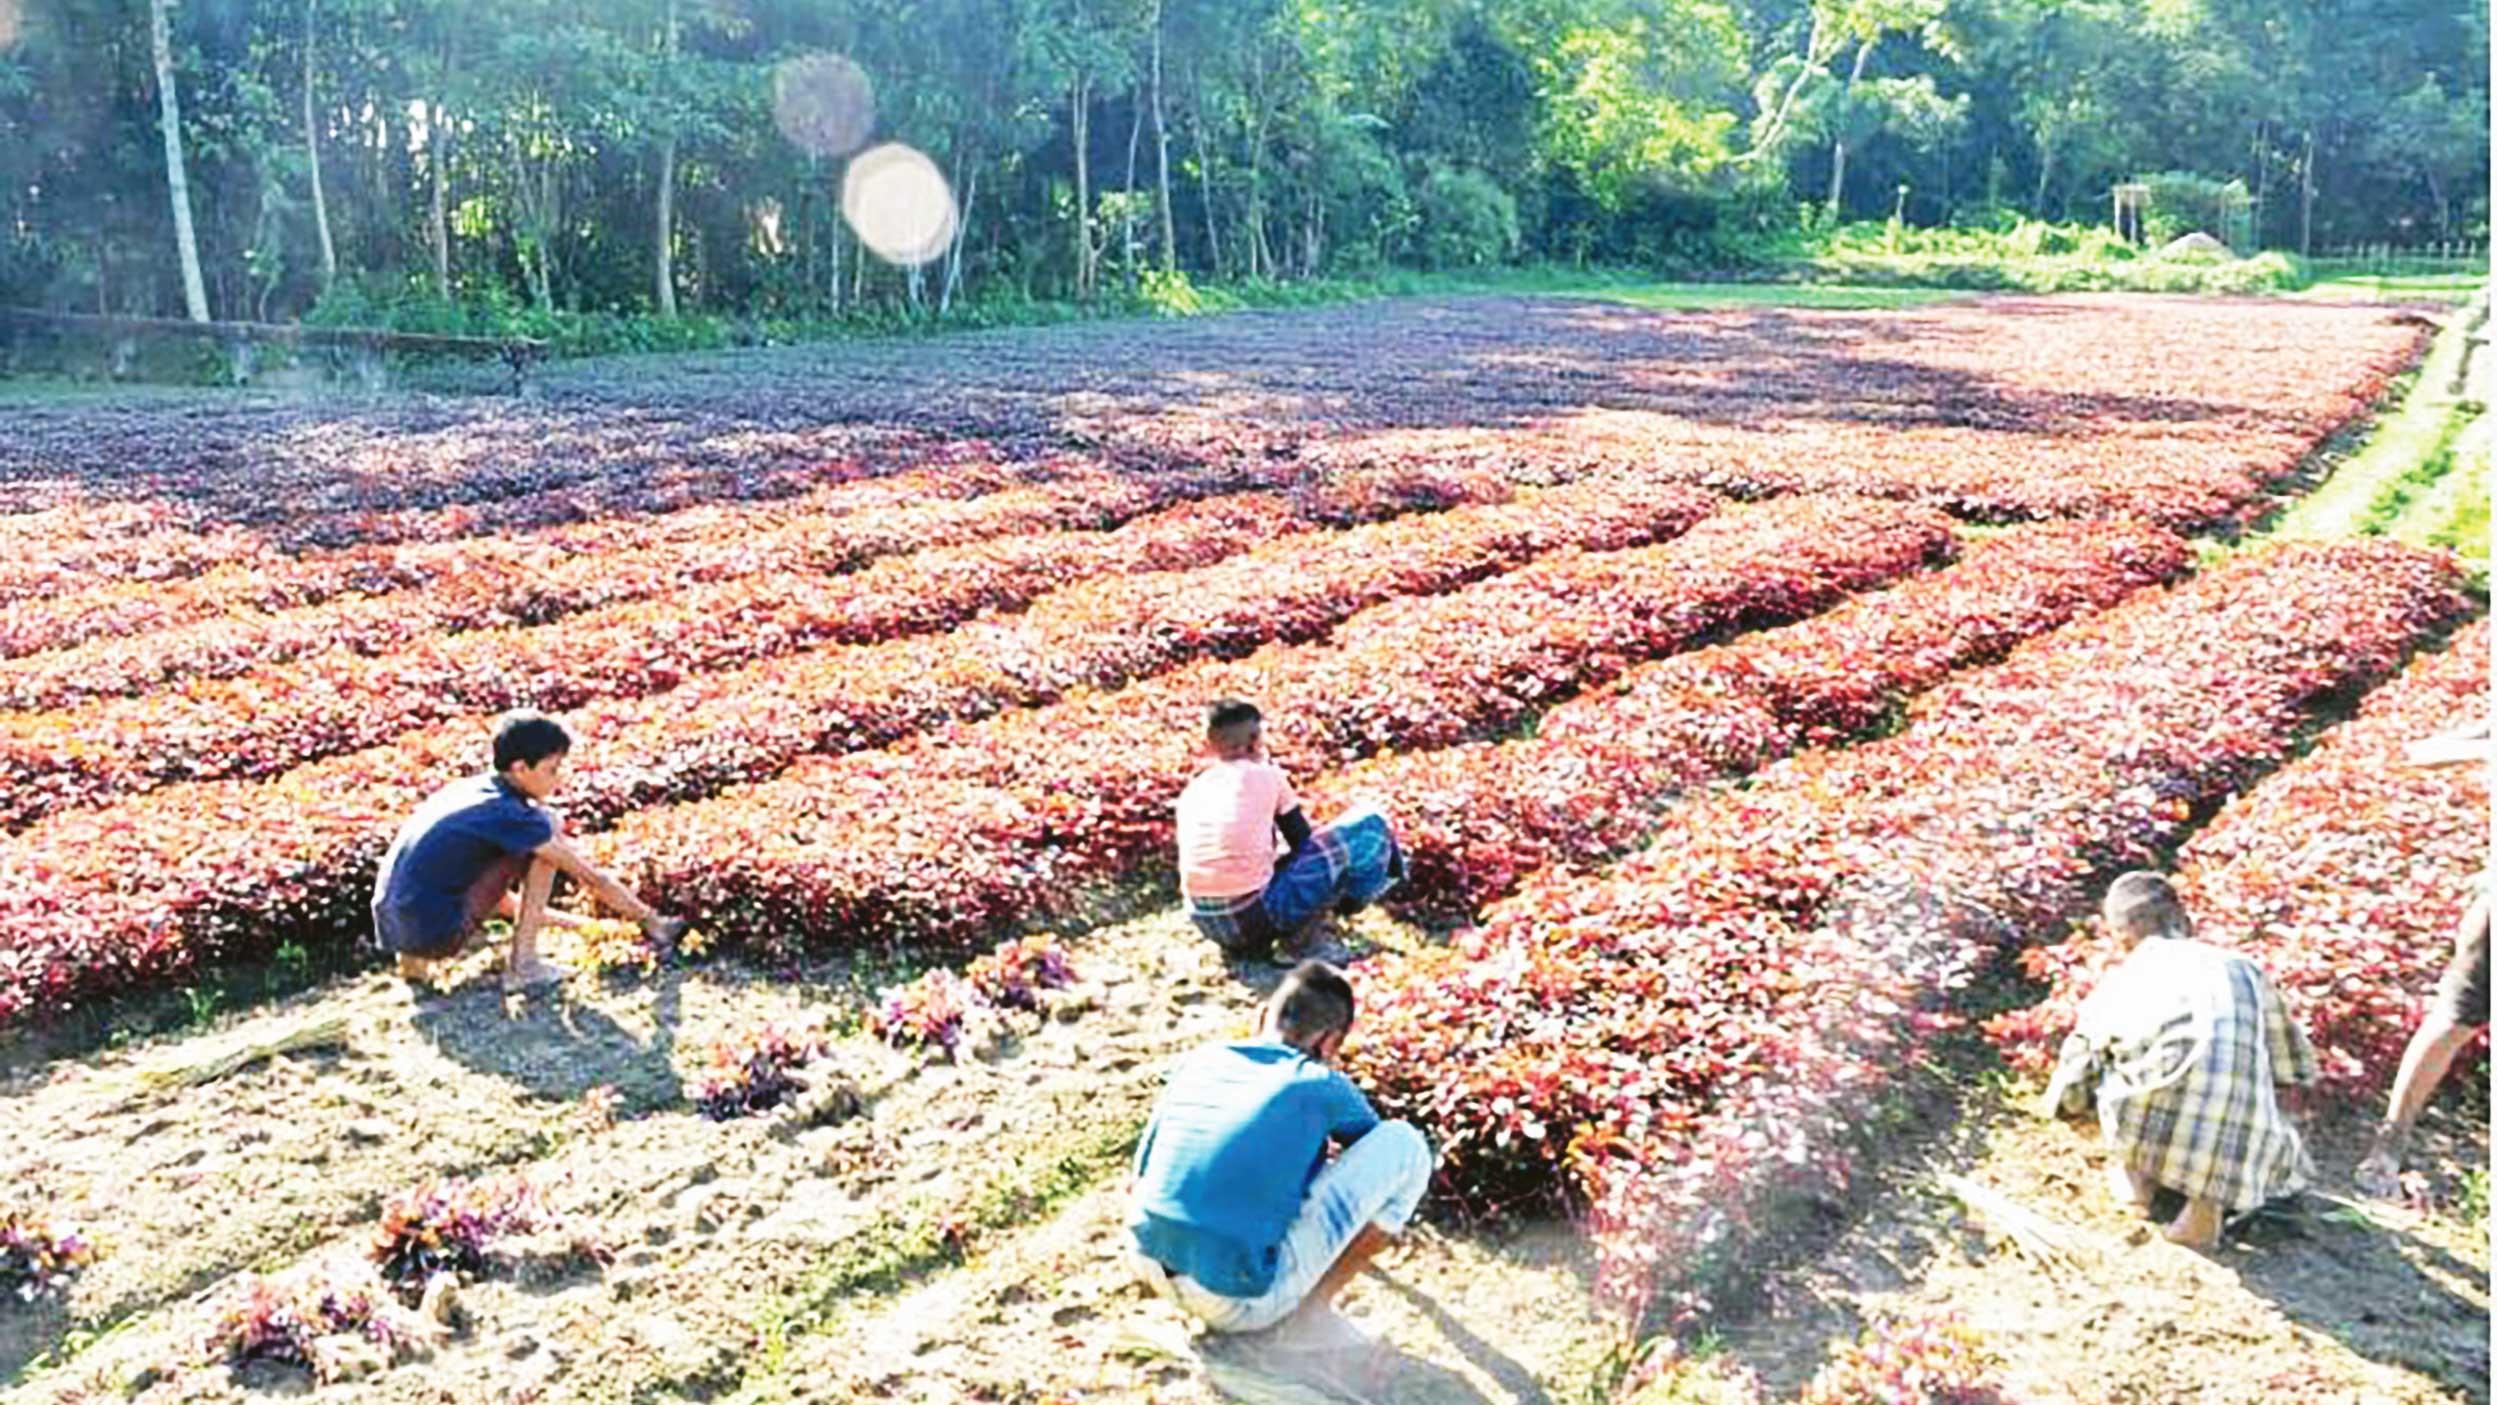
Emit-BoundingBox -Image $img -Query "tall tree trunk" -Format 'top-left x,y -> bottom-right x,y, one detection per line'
942,162 -> 976,316
1121,81 -> 1144,292
1243,48 -> 1267,279
1302,181 -> 1321,277
430,122 -> 452,297
513,119 -> 558,310
827,180 -> 843,315
1071,75 -> 1094,300
2257,120 -> 2277,249
430,33 -> 453,299
655,139 -> 679,315
653,0 -> 681,317
1150,1 -> 1174,273
150,0 -> 210,321
2299,128 -> 2316,258
1743,8 -> 1832,164
1825,37 -> 1874,219
303,0 -> 337,292
1190,69 -> 1220,276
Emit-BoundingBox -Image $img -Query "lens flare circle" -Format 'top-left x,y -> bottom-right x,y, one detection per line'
771,52 -> 875,160
841,143 -> 958,268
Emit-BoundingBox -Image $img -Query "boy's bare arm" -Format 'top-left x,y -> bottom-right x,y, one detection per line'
533,834 -> 671,929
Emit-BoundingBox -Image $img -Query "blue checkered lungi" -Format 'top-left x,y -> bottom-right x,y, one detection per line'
1186,806 -> 1404,955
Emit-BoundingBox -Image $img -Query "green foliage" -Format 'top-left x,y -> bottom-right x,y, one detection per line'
0,0 -> 2482,329
1800,247 -> 2299,294
2136,170 -> 2255,248
1814,217 -> 2134,262
1684,218 -> 2298,294
1415,164 -> 1521,270
2460,1166 -> 2491,1230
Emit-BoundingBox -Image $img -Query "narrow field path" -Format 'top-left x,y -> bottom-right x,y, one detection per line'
1707,1071 -> 2489,1405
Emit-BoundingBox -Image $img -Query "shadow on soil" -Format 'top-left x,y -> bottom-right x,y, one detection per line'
1192,1268 -> 1549,1405
410,968 -> 686,1110
1374,1273 -> 1551,1403
0,1297 -> 69,1385
2229,1197 -> 2490,1396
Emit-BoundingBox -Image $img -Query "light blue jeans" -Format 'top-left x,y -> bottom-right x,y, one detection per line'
1131,1120 -> 1435,1334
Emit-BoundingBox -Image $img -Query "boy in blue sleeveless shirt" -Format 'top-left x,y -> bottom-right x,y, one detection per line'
1127,960 -> 1435,1335
372,711 -> 686,994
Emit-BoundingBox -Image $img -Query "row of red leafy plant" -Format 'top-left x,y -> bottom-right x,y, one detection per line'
1276,298 -> 2425,531
4,295 -> 2421,661
1302,518 -> 2193,924
0,412 -> 963,600
0,453 -> 1054,694
0,474 -> 1706,1026
1332,541 -> 2469,1319
0,459 -> 1425,824
0,447 -> 1499,709
1988,617 -> 2491,1096
600,494 -> 1956,954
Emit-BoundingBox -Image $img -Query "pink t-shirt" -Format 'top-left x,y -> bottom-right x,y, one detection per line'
1175,759 -> 1299,899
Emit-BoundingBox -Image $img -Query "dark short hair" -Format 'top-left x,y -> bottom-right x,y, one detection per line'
2103,870 -> 2191,943
1273,960 -> 1356,1046
491,710 -> 572,773
1206,698 -> 1263,753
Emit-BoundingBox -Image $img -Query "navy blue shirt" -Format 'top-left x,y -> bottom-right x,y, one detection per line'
1128,1037 -> 1380,1297
371,774 -> 557,955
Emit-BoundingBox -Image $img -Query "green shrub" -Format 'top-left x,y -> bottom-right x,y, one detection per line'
1415,165 -> 1521,270
2137,170 -> 2254,248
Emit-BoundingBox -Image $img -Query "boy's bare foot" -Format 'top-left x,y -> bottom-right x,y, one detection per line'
2106,1162 -> 2159,1217
641,914 -> 690,957
397,953 -> 441,986
2354,1135 -> 2406,1199
1271,920 -> 1352,968
502,958 -> 567,995
2163,1196 -> 2223,1251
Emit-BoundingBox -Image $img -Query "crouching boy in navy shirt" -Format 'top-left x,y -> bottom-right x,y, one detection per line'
1127,960 -> 1435,1335
372,710 -> 686,994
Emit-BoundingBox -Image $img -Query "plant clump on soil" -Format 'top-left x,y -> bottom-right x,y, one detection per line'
203,1264 -> 423,1384
1797,1313 -> 2018,1405
967,934 -> 1079,1010
367,1174 -> 546,1297
692,1020 -> 833,1120
0,1206 -> 92,1304
872,935 -> 1083,1059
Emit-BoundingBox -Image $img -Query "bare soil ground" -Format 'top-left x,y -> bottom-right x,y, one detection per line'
2,902 -> 2481,1404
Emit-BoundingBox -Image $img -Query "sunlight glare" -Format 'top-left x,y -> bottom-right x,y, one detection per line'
771,52 -> 875,161
840,143 -> 957,268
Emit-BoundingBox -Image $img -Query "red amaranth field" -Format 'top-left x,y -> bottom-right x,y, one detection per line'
0,292 -> 2483,1404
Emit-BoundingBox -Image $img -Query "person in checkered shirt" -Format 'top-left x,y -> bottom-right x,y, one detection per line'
2044,871 -> 2319,1250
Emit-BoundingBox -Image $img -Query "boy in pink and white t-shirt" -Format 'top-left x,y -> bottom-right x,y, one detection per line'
1176,699 -> 1404,961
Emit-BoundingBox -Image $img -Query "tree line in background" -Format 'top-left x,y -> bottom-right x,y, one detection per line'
0,0 -> 2486,332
